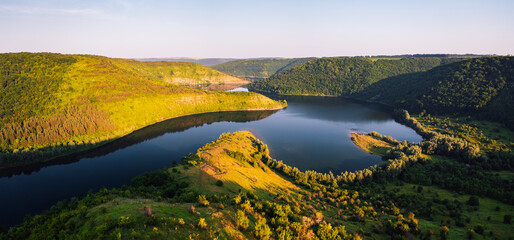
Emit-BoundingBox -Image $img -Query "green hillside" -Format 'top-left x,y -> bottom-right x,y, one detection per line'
355,57 -> 514,129
111,59 -> 249,85
0,53 -> 285,168
4,131 -> 513,239
249,57 -> 462,96
212,58 -> 314,80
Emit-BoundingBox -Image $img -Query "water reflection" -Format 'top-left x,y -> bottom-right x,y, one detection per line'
0,96 -> 421,227
0,111 -> 277,178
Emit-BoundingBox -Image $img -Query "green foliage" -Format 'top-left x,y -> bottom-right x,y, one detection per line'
504,215 -> 512,224
0,53 -> 285,168
0,52 -> 76,124
253,221 -> 272,240
197,218 -> 207,229
466,196 -> 479,207
215,180 -> 224,187
250,57 -> 460,96
212,58 -> 314,80
197,195 -> 210,206
235,210 -> 249,230
357,57 -> 514,129
3,131 -> 513,240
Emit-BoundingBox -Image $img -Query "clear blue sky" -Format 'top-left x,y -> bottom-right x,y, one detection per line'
1,0 -> 513,58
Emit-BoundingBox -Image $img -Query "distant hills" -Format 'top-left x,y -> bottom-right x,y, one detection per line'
135,58 -> 238,66
249,57 -> 463,96
0,53 -> 285,168
211,58 -> 315,80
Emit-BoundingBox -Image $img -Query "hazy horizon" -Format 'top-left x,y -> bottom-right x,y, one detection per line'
1,0 -> 513,58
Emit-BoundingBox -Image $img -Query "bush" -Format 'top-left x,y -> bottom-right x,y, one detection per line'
216,180 -> 224,187
466,196 -> 479,206
254,221 -> 272,240
235,210 -> 249,230
473,225 -> 484,235
198,195 -> 210,206
197,218 -> 207,229
504,215 -> 512,224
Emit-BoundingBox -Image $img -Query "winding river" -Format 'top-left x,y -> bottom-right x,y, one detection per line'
0,94 -> 421,227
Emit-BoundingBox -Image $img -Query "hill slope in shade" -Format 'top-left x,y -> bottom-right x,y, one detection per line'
355,57 -> 514,129
249,57 -> 462,96
212,58 -> 315,80
0,53 -> 284,168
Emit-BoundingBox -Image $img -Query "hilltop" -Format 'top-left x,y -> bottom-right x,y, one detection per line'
113,59 -> 248,85
249,57 -> 462,96
4,131 -> 513,239
212,58 -> 315,80
135,58 -> 238,66
0,53 -> 285,168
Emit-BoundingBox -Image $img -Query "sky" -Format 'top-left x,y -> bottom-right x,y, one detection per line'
0,0 -> 513,58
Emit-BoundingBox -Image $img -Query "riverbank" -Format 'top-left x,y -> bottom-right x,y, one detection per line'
0,93 -> 287,170
350,132 -> 393,156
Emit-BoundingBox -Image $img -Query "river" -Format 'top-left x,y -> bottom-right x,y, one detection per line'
0,94 -> 421,227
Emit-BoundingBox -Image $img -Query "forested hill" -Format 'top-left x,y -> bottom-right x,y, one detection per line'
0,53 -> 285,168
249,57 -> 462,96
354,57 -> 514,129
211,58 -> 315,80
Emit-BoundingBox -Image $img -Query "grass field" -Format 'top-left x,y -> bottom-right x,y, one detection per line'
350,132 -> 393,156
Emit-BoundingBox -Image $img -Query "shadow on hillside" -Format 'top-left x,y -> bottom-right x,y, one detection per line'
0,110 -> 278,177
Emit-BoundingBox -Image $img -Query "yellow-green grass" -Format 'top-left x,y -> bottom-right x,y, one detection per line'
0,54 -> 285,168
177,131 -> 301,200
351,132 -> 393,156
75,197 -> 249,239
384,183 -> 514,239
109,58 -> 249,85
414,114 -> 514,152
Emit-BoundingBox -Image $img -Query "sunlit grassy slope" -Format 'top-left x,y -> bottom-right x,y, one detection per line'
350,132 -> 393,156
180,131 -> 301,199
0,53 -> 284,168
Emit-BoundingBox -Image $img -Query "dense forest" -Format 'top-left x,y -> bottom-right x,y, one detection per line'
212,58 -> 315,80
354,57 -> 514,129
249,57 -> 461,96
0,53 -> 285,168
3,130 -> 512,239
249,56 -> 514,129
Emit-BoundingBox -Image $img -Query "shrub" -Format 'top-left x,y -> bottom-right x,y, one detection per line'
504,215 -> 512,224
198,218 -> 207,229
466,196 -> 479,206
235,210 -> 249,230
198,195 -> 210,206
216,180 -> 223,187
253,221 -> 272,240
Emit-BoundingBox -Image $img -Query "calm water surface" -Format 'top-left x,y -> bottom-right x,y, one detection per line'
0,96 -> 421,227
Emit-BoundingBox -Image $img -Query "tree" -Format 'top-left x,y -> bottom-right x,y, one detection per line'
235,210 -> 249,230
253,221 -> 272,240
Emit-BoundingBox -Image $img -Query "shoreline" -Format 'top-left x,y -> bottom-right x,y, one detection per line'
249,89 -> 396,109
0,106 -> 286,173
